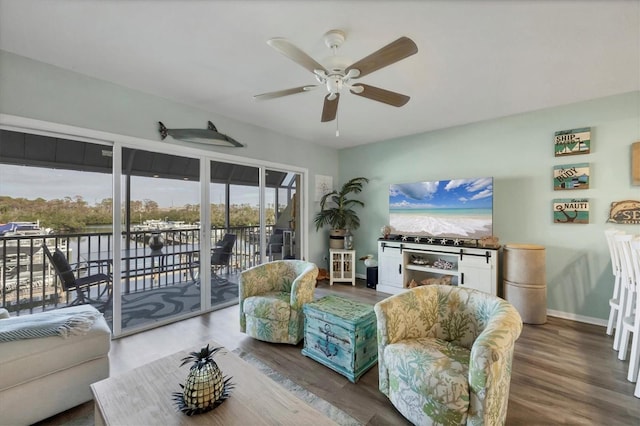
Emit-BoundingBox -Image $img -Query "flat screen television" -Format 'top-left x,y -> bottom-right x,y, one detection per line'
389,177 -> 493,240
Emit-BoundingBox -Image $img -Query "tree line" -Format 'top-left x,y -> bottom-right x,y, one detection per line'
0,196 -> 275,232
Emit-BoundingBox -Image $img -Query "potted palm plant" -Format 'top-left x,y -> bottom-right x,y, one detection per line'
314,176 -> 369,249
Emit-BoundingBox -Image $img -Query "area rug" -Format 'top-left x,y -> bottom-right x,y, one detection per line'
232,348 -> 361,426
105,281 -> 238,329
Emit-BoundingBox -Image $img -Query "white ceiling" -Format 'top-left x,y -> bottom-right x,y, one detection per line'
0,1 -> 638,149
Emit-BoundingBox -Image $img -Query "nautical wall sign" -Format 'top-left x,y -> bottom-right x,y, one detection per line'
607,200 -> 640,224
553,198 -> 589,224
553,163 -> 590,190
554,127 -> 591,156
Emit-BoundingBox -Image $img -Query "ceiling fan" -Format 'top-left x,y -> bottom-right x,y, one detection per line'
254,29 -> 418,123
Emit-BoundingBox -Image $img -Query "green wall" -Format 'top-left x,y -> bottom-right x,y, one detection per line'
341,91 -> 640,323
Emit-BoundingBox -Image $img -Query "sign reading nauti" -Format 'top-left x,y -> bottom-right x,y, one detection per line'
553,198 -> 590,224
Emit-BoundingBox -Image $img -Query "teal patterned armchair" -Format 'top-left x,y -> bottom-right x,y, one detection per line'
374,285 -> 522,426
240,260 -> 318,344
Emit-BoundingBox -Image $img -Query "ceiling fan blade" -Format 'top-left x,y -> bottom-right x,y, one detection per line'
267,38 -> 328,74
345,36 -> 418,78
253,85 -> 318,101
350,84 -> 410,107
321,93 -> 340,122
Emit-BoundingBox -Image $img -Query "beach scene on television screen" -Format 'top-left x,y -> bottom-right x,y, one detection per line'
389,177 -> 493,239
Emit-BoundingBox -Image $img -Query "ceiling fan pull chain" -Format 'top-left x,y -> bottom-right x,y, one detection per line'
336,114 -> 340,137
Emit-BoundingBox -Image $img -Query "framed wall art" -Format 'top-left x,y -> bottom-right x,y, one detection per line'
553,163 -> 590,190
632,141 -> 640,186
315,175 -> 333,202
553,198 -> 590,224
554,127 -> 591,156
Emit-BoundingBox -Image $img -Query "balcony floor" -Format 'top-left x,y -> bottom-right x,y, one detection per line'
103,272 -> 239,330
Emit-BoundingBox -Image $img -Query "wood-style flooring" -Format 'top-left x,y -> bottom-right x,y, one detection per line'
38,279 -> 640,425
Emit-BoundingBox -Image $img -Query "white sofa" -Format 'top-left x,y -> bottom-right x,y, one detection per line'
0,305 -> 111,425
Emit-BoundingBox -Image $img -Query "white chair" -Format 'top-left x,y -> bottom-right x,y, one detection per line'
605,229 -> 625,345
612,234 -> 633,351
633,237 -> 640,399
616,234 -> 638,375
624,237 -> 640,385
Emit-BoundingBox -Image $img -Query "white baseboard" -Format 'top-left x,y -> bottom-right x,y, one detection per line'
546,309 -> 607,327
352,276 -> 607,327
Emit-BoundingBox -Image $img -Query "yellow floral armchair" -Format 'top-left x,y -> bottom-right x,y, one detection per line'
374,285 -> 522,425
240,260 -> 318,344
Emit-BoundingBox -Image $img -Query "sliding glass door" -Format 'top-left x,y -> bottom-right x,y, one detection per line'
209,160 -> 261,291
261,168 -> 301,262
112,153 -> 305,334
0,130 -> 113,317
207,162 -> 304,267
119,148 -> 201,333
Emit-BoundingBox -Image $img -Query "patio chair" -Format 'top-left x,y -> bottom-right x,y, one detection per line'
211,233 -> 237,283
252,229 -> 293,264
267,231 -> 284,261
42,245 -> 112,312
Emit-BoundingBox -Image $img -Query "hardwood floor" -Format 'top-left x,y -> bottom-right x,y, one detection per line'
39,280 -> 640,425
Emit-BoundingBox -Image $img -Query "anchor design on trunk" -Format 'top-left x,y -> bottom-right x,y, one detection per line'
315,323 -> 348,357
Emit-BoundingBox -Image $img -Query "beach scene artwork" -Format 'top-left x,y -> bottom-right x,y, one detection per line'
389,177 -> 493,239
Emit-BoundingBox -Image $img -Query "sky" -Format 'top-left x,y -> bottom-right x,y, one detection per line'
0,164 -> 271,208
389,177 -> 493,210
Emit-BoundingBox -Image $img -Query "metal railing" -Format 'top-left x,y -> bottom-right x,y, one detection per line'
0,224 -> 275,315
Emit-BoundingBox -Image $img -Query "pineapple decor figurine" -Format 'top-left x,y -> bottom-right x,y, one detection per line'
172,344 -> 234,415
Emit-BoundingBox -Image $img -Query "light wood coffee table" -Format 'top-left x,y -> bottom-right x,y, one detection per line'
91,342 -> 337,425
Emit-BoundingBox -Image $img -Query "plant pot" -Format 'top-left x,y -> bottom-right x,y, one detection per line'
329,229 -> 346,249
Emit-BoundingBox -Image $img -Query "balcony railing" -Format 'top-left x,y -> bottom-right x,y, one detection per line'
0,224 -> 274,316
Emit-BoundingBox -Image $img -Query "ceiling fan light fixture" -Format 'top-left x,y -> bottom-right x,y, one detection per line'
313,69 -> 327,83
326,76 -> 343,94
345,68 -> 360,79
348,84 -> 364,94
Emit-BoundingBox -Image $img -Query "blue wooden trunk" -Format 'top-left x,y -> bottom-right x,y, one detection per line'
301,295 -> 377,383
